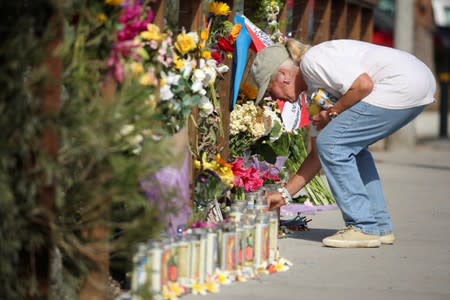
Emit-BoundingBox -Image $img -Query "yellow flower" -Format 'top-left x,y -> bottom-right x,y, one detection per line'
201,50 -> 212,59
96,12 -> 107,23
208,2 -> 231,16
140,24 -> 164,41
175,32 -> 197,55
199,16 -> 212,49
239,82 -> 258,100
275,261 -> 289,272
168,282 -> 185,297
205,278 -> 219,293
229,23 -> 242,43
130,62 -> 144,75
200,28 -> 209,42
173,53 -> 184,70
191,281 -> 207,295
145,95 -> 157,110
162,285 -> 179,300
105,0 -> 123,5
139,73 -> 156,86
215,271 -> 231,285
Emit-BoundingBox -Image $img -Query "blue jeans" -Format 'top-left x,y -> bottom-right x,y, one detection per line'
316,101 -> 426,235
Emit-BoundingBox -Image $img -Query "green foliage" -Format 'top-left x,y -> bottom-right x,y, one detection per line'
266,130 -> 335,205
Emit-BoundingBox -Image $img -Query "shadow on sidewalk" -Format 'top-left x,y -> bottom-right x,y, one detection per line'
286,228 -> 338,243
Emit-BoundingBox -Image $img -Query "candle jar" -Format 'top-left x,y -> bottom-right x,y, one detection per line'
254,196 -> 268,213
268,211 -> 279,262
189,232 -> 200,282
229,204 -> 243,223
193,228 -> 207,283
176,235 -> 191,287
263,183 -> 279,192
235,222 -> 245,269
220,223 -> 238,272
205,227 -> 218,277
132,243 -> 148,295
253,213 -> 269,268
216,223 -> 223,268
245,192 -> 257,209
144,241 -> 162,294
233,199 -> 247,211
167,237 -> 178,283
160,238 -> 171,289
242,218 -> 255,268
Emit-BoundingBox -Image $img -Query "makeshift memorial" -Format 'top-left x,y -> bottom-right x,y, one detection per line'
130,197 -> 293,298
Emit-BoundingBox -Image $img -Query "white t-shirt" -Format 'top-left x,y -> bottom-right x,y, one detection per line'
300,39 -> 436,137
300,39 -> 436,109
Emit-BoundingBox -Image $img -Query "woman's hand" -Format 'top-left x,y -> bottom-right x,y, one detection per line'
311,110 -> 330,130
265,192 -> 286,210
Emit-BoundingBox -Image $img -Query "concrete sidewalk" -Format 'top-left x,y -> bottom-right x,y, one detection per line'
184,137 -> 450,298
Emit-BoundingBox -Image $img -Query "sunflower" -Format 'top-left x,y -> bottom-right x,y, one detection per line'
105,0 -> 123,6
208,1 -> 231,16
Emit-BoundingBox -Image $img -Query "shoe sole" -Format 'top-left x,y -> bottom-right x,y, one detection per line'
322,239 -> 381,248
380,235 -> 395,245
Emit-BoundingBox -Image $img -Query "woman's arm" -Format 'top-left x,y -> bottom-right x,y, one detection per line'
266,137 -> 321,210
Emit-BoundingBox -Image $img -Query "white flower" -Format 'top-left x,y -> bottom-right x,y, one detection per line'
192,68 -> 206,82
181,60 -> 193,79
187,31 -> 199,44
206,59 -> 217,68
120,124 -> 135,136
160,84 -> 174,100
130,134 -> 144,145
217,64 -> 229,74
191,80 -> 206,95
132,146 -> 142,155
198,96 -> 214,117
162,71 -> 180,86
202,65 -> 217,86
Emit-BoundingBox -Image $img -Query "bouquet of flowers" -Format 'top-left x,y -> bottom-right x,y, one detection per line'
229,101 -> 284,157
108,1 -> 230,136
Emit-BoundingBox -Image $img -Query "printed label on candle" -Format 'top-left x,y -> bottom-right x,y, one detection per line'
191,240 -> 201,280
206,233 -> 217,276
238,229 -> 244,266
244,227 -> 254,264
269,219 -> 278,262
262,226 -> 269,262
221,233 -> 237,271
177,243 -> 189,279
161,248 -> 171,287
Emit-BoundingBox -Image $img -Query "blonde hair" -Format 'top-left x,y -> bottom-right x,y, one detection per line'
285,38 -> 310,64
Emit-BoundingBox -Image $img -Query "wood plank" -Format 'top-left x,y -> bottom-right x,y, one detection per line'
312,0 -> 332,45
346,3 -> 361,39
330,0 -> 347,39
153,0 -> 166,29
279,0 -> 294,35
361,7 -> 374,42
179,0 -> 203,31
291,0 -> 313,43
217,56 -> 233,160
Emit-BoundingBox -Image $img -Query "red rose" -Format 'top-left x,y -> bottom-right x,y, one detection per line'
211,51 -> 222,64
217,37 -> 234,53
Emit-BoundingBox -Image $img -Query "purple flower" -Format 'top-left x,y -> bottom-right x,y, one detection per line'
140,151 -> 191,236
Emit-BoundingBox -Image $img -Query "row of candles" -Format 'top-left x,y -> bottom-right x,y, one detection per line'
131,189 -> 282,297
